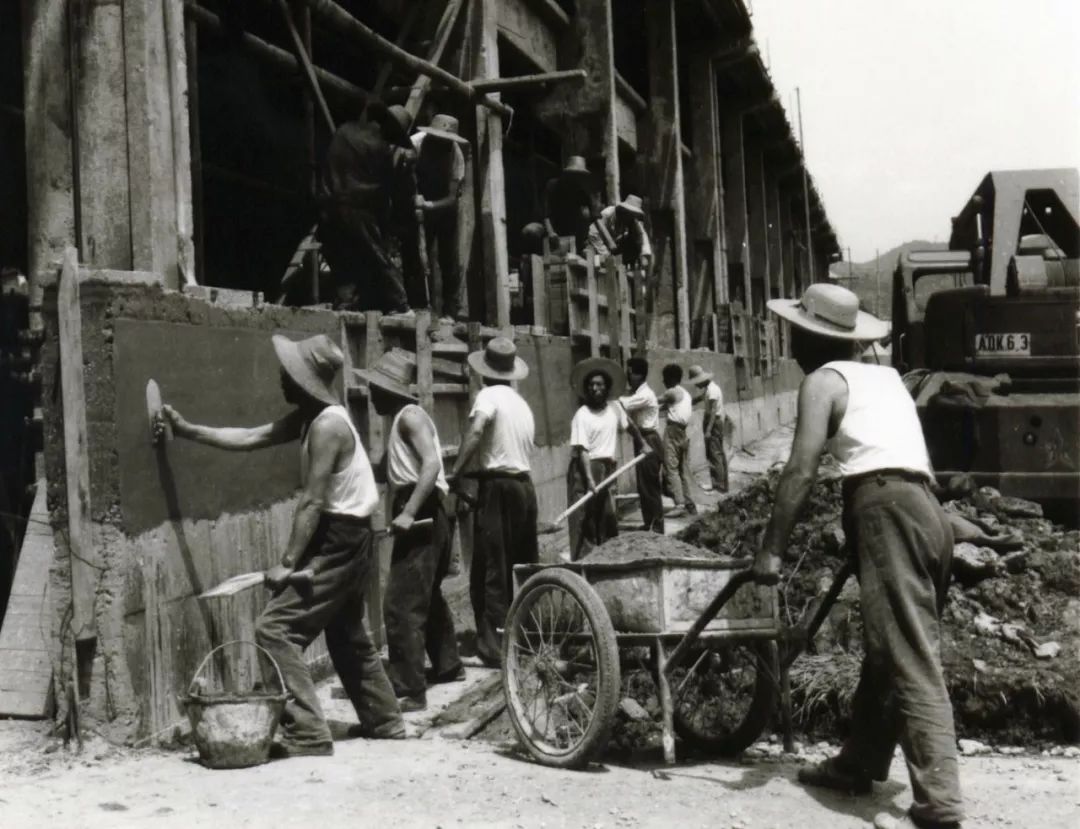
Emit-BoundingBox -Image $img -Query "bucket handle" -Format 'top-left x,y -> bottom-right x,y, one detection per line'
188,639 -> 286,698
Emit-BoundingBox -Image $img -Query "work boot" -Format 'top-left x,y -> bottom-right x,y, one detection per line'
397,694 -> 427,713
347,720 -> 407,740
426,665 -> 467,685
797,757 -> 872,795
269,740 -> 334,759
685,502 -> 698,516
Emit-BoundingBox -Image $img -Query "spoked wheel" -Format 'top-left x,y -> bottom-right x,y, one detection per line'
502,568 -> 620,769
670,642 -> 776,755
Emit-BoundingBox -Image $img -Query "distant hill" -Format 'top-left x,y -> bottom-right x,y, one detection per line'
829,240 -> 948,319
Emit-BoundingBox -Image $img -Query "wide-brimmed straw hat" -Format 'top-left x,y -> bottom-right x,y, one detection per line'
686,365 -> 713,386
418,113 -> 469,145
272,334 -> 343,406
355,347 -> 418,402
570,357 -> 626,399
615,194 -> 645,218
562,156 -> 591,177
467,337 -> 529,381
767,283 -> 889,341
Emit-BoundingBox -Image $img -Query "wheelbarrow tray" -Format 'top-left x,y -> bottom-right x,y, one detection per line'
513,557 -> 777,635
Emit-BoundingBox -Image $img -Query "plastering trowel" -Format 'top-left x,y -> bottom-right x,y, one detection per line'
146,379 -> 171,445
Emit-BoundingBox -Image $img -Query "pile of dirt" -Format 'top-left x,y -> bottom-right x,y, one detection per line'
677,472 -> 1080,746
581,531 -> 720,563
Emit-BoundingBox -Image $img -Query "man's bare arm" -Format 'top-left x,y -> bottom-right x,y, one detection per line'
571,445 -> 596,492
751,369 -> 842,583
270,416 -> 345,584
393,409 -> 442,532
163,405 -> 303,451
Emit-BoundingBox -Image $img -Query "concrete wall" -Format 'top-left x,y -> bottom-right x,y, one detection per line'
41,279 -> 801,742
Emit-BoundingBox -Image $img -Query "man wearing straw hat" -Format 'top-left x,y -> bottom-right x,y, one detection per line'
359,348 -> 463,712
687,364 -> 729,493
157,334 -> 405,757
402,113 -> 470,323
450,337 -> 537,667
317,102 -> 416,314
566,357 -> 629,560
585,194 -> 653,270
752,283 -> 962,829
544,155 -> 602,255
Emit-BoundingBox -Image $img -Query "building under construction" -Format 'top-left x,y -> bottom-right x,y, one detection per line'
0,0 -> 840,737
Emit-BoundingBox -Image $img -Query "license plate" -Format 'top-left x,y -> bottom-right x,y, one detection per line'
975,332 -> 1031,356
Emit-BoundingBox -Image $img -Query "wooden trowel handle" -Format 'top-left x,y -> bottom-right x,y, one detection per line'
287,568 -> 315,587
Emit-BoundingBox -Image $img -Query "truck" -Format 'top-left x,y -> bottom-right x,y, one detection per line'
890,169 -> 1079,521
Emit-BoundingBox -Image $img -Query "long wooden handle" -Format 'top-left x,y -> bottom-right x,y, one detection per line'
553,452 -> 650,526
375,517 -> 435,536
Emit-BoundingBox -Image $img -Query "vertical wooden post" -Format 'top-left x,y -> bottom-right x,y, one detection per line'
472,0 -> 510,329
363,311 -> 388,646
721,112 -> 751,310
766,170 -> 783,302
58,248 -> 97,641
529,253 -> 548,330
644,0 -> 690,350
586,258 -> 600,357
415,311 -> 435,415
688,52 -> 728,318
185,12 -> 205,282
745,140 -> 769,318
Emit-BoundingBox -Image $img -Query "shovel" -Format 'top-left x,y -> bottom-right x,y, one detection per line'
539,452 -> 650,535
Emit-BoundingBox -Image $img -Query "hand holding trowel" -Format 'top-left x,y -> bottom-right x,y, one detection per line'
199,567 -> 315,600
147,379 -> 172,446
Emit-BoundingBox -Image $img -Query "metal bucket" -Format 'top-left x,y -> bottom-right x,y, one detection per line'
180,640 -> 288,769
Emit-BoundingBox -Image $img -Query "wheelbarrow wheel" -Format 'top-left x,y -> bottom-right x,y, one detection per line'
502,568 -> 620,769
670,642 -> 775,755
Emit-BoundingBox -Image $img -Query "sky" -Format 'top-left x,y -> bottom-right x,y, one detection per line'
749,0 -> 1080,262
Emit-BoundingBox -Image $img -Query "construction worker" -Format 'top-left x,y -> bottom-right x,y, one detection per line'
687,364 -> 729,493
753,283 -> 962,829
543,155 -> 600,256
585,194 -> 653,270
450,337 -> 537,667
360,349 -> 463,712
566,357 -> 628,560
317,102 -> 415,314
157,334 -> 405,757
619,357 -> 665,533
402,113 -> 469,323
658,363 -> 697,517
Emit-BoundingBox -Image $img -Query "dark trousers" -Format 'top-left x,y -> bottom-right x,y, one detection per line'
566,457 -> 618,561
470,474 -> 538,665
256,514 -> 402,745
402,212 -> 462,318
705,419 -> 729,492
633,429 -> 665,533
384,487 -> 461,699
837,473 -> 963,825
318,207 -> 408,312
662,421 -> 694,508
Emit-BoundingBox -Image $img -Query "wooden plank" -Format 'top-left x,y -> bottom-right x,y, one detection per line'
415,310 -> 435,415
405,0 -> 466,121
495,0 -> 557,73
432,357 -> 466,380
58,249 -> 97,641
530,253 -> 547,329
585,258 -> 600,357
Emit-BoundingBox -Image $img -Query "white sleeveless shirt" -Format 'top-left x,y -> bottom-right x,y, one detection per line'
301,405 -> 379,518
823,361 -> 933,480
387,404 -> 449,494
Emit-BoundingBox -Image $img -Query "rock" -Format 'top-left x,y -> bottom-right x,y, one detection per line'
1033,641 -> 1061,660
974,611 -> 1001,636
959,738 -> 991,756
618,698 -> 650,722
992,496 -> 1043,519
1063,746 -> 1080,759
1002,549 -> 1030,574
952,543 -> 1001,584
823,523 -> 846,556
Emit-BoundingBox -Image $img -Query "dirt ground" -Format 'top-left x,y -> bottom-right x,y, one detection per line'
1,717 -> 1078,828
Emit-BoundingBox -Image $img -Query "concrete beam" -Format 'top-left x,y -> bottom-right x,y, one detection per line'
644,0 -> 691,349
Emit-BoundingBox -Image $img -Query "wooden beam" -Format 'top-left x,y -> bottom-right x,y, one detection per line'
404,0 -> 466,122
299,0 -> 513,118
745,140 -> 769,318
58,249 -> 97,641
472,69 -> 586,92
274,0 -> 335,132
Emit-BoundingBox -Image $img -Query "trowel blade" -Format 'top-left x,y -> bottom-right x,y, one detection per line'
146,379 -> 171,445
198,572 -> 266,599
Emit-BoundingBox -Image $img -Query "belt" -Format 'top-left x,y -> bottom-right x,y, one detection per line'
321,512 -> 373,527
842,468 -> 931,499
468,470 -> 532,482
666,420 -> 688,430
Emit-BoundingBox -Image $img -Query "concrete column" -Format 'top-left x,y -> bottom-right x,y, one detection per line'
744,138 -> 768,317
720,111 -> 750,309
472,0 -> 511,330
644,0 -> 690,349
687,53 -> 728,325
22,0 -> 77,326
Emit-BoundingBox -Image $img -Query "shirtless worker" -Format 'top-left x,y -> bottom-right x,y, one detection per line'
658,363 -> 697,517
566,357 -> 629,560
618,357 -> 665,533
450,337 -> 537,667
359,349 -> 463,712
158,334 -> 405,756
752,283 -> 962,829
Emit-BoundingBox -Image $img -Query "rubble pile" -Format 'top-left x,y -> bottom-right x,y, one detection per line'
679,471 -> 1080,746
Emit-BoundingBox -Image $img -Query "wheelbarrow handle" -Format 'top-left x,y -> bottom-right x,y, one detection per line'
662,569 -> 757,678
780,559 -> 855,673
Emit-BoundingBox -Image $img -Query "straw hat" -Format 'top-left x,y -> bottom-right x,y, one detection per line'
570,357 -> 626,399
767,283 -> 889,341
467,337 -> 529,381
418,113 -> 469,145
615,194 -> 645,218
686,365 -> 713,386
355,347 -> 418,402
561,156 -> 591,177
272,334 -> 343,406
